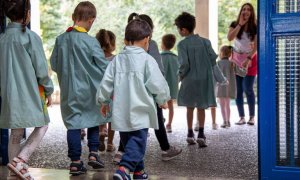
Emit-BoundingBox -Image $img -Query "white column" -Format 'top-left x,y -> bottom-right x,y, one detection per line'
195,0 -> 218,52
30,0 -> 40,36
209,0 -> 218,52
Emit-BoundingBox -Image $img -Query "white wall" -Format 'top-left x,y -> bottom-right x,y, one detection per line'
30,0 -> 40,35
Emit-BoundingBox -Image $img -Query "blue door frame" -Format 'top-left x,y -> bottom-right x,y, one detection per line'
259,0 -> 300,179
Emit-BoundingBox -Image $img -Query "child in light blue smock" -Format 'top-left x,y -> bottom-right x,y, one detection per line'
97,19 -> 170,180
0,1 -> 53,179
50,1 -> 108,175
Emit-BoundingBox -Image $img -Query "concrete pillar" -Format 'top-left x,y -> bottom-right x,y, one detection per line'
195,0 -> 218,52
30,0 -> 41,36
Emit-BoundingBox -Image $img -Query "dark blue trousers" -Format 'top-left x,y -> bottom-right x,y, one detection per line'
119,128 -> 148,172
67,126 -> 99,161
235,75 -> 256,117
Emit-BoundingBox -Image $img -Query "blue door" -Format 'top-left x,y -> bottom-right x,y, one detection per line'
259,0 -> 300,179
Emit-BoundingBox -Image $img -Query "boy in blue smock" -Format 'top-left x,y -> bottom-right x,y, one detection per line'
175,12 -> 218,148
97,19 -> 170,180
50,1 -> 108,175
160,34 -> 179,133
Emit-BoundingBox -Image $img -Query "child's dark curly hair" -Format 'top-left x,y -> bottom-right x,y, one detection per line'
174,12 -> 195,33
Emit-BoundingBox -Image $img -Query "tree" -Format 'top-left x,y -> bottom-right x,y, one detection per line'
40,0 -> 66,57
40,0 -> 194,55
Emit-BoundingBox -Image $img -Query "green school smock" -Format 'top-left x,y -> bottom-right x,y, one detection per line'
50,28 -> 108,129
161,51 -> 179,99
0,23 -> 54,128
97,46 -> 170,132
177,34 -> 217,108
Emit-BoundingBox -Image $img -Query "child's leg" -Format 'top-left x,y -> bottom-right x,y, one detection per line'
7,127 -> 48,179
99,124 -> 106,152
87,126 -> 100,153
187,107 -> 194,135
166,100 -> 174,127
154,104 -> 170,151
107,123 -> 115,152
87,126 -> 104,169
113,135 -> 125,164
119,129 -> 148,172
196,108 -> 205,136
211,107 -> 218,129
225,98 -> 231,123
8,129 -> 24,163
219,98 -> 227,122
18,126 -> 48,162
67,129 -> 88,175
196,108 -> 207,147
211,107 -> 216,124
67,129 -> 82,162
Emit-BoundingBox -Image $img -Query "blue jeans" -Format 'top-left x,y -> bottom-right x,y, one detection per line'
67,126 -> 99,161
119,129 -> 148,172
235,75 -> 256,118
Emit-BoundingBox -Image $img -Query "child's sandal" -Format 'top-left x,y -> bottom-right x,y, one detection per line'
69,161 -> 87,176
7,157 -> 34,180
87,152 -> 105,169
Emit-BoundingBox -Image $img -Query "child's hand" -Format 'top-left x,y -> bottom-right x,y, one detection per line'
159,103 -> 168,109
242,59 -> 251,68
46,96 -> 52,107
101,104 -> 110,117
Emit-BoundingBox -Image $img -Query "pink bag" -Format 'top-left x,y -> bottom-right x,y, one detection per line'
230,51 -> 248,68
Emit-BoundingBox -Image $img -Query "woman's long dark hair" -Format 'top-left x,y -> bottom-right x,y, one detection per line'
235,3 -> 257,41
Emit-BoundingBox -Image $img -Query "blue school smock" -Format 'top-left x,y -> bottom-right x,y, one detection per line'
216,58 -> 247,99
97,46 -> 170,132
50,28 -> 108,129
161,51 -> 179,99
0,23 -> 54,128
148,40 -> 165,74
177,34 -> 217,108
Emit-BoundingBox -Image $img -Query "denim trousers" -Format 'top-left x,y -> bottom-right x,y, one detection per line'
119,128 -> 148,172
118,104 -> 170,152
67,126 -> 99,161
235,75 -> 256,118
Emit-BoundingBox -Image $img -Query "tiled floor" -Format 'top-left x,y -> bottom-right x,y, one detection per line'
0,103 -> 258,180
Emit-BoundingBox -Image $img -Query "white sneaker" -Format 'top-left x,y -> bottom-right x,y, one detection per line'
186,137 -> 196,145
161,146 -> 182,161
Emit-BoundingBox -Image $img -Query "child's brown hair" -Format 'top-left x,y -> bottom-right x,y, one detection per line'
219,45 -> 233,59
162,34 -> 176,50
96,29 -> 116,53
72,1 -> 96,21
